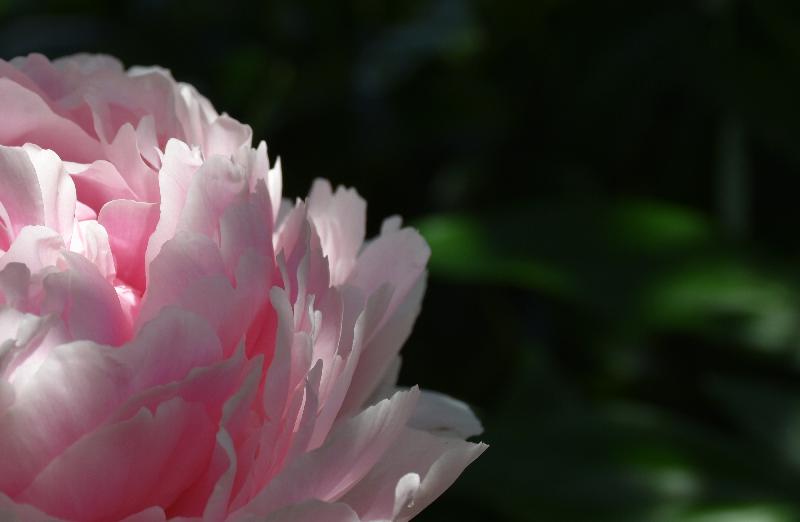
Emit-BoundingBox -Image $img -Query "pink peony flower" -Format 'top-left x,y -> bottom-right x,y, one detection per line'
0,53 -> 486,522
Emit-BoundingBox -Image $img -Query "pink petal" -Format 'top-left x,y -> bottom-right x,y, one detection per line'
0,492 -> 64,522
42,252 -> 129,345
18,398 -> 216,522
145,138 -> 203,269
0,57 -> 52,102
0,226 -> 63,274
0,78 -> 101,163
98,199 -> 159,291
0,307 -> 222,497
137,232 -> 241,349
69,220 -> 116,282
347,227 -> 430,315
21,145 -> 75,243
0,146 -> 45,243
408,390 -> 484,439
119,507 -> 166,522
0,340 -> 131,496
0,261 -> 31,309
267,157 -> 283,224
219,182 -> 274,276
173,83 -> 218,150
307,179 -> 366,286
203,114 -> 252,157
121,307 -> 223,391
260,500 -> 361,522
341,428 -> 487,522
0,379 -> 13,417
0,309 -> 66,386
100,122 -> 159,202
176,155 -> 248,244
172,359 -> 263,518
65,160 -> 138,212
233,388 -> 419,518
173,429 -> 238,520
340,277 -> 426,415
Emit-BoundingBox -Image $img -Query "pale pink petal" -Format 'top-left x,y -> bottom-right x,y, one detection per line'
145,138 -> 203,269
0,146 -> 45,243
109,345 -> 249,439
307,179 -> 366,286
176,155 -> 248,244
235,140 -> 269,193
0,58 -> 52,102
173,429 -> 237,520
74,201 -> 96,221
136,232 -> 236,343
0,310 -> 65,385
18,398 -> 216,522
81,65 -> 178,145
0,226 -> 64,274
101,122 -> 159,202
98,199 -> 159,291
0,262 -> 31,309
348,227 -> 430,314
41,252 -> 128,345
121,307 -> 223,390
174,83 -> 218,149
0,379 -> 13,417
69,220 -> 116,282
21,145 -> 75,243
0,308 -> 222,497
0,340 -> 131,496
203,114 -> 252,158
267,157 -> 283,224
408,390 -> 484,439
172,360 -> 262,518
308,288 -> 375,450
0,78 -> 101,163
259,500 -> 361,522
219,181 -> 274,273
273,203 -> 308,273
341,428 -> 487,522
65,160 -> 138,212
341,277 -> 426,415
0,492 -> 64,522
120,507 -> 167,522
366,355 -> 402,405
380,216 -> 403,235
135,114 -> 161,169
233,388 -> 419,518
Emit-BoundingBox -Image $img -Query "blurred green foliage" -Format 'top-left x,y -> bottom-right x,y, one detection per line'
7,0 -> 800,520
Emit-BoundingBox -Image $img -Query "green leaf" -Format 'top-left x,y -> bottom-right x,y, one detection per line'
416,214 -> 574,296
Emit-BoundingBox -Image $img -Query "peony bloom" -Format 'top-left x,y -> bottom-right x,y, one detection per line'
0,53 -> 485,521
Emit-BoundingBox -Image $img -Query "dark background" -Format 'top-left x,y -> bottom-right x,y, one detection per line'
6,1 -> 800,520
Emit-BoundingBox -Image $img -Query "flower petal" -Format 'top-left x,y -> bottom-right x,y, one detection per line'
18,398 -> 216,522
98,198 -> 159,291
341,428 -> 487,522
408,390 -> 484,439
307,179 -> 365,286
234,388 -> 419,518
0,78 -> 101,163
261,500 -> 361,522
42,252 -> 128,345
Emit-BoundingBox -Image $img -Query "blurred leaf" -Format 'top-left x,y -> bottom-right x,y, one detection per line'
708,376 -> 800,467
643,260 -> 800,350
416,213 -> 574,296
655,503 -> 798,522
607,200 -> 712,252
